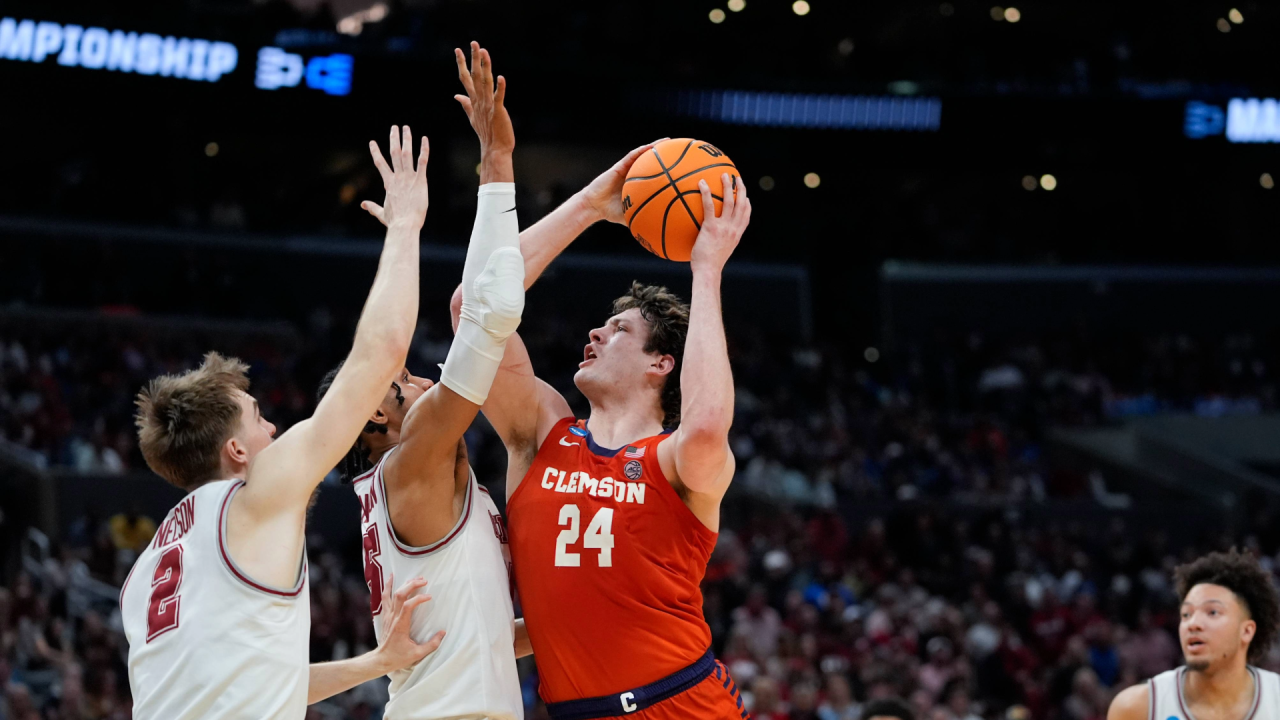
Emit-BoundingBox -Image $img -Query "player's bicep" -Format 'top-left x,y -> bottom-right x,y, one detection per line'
666,427 -> 734,494
480,332 -> 543,448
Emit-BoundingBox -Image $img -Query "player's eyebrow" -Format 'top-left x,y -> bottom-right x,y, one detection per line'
1183,599 -> 1228,608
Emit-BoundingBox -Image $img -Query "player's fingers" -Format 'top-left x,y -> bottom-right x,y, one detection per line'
469,41 -> 482,89
733,177 -> 749,221
361,201 -> 386,224
719,173 -> 736,217
394,576 -> 426,603
401,125 -> 414,173
454,95 -> 475,121
389,125 -> 403,173
417,630 -> 446,656
479,48 -> 493,90
417,136 -> 430,178
616,143 -> 653,171
455,48 -> 476,95
403,594 -> 432,614
494,75 -> 507,107
698,179 -> 716,220
369,141 -> 392,185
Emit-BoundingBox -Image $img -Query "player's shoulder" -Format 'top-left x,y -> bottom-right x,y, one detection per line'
1107,681 -> 1150,720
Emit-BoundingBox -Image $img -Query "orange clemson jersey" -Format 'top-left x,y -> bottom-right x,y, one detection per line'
507,418 -> 720,706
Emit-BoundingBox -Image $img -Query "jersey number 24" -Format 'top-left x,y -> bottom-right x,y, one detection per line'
554,504 -> 615,567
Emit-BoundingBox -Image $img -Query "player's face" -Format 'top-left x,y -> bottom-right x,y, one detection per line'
381,368 -> 431,428
575,308 -> 657,390
233,389 -> 276,461
1180,583 -> 1254,671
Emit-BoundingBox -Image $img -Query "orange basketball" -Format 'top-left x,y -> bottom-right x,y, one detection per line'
622,138 -> 739,262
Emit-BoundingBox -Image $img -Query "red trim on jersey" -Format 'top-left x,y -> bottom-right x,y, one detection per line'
352,465 -> 377,485
377,454 -> 475,557
217,481 -> 307,598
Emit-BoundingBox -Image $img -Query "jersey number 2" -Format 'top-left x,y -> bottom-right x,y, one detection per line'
555,504 -> 614,567
363,525 -> 385,615
146,545 -> 183,642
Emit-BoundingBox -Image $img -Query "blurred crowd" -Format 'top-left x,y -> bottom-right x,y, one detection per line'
0,311 -> 1277,719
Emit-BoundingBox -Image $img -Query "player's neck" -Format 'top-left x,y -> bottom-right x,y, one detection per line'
585,404 -> 664,450
1184,657 -> 1253,706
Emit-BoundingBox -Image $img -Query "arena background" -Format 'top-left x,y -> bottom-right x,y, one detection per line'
2,0 -> 1280,718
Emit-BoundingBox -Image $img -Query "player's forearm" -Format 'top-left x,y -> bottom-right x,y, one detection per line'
518,191 -> 599,288
308,649 -> 395,705
679,267 -> 734,439
352,221 -> 420,363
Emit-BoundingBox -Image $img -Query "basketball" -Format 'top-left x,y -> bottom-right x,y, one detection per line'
622,138 -> 739,262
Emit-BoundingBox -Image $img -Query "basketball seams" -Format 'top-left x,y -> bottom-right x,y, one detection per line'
652,143 -> 704,246
624,139 -> 737,262
661,191 -> 724,261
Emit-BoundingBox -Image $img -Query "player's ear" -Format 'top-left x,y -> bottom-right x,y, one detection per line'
648,354 -> 676,377
224,435 -> 250,466
1242,618 -> 1257,644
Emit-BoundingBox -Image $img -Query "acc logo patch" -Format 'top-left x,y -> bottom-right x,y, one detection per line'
624,460 -> 643,480
569,426 -> 588,437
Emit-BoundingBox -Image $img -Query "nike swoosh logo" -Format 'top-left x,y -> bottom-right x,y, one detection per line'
501,207 -> 517,214
559,438 -> 579,447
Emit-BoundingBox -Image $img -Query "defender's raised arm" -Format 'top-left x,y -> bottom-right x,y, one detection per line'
233,125 -> 429,585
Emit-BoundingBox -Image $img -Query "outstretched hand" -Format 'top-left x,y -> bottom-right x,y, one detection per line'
689,173 -> 751,273
454,41 -> 514,156
581,139 -> 668,225
363,125 -> 430,229
374,574 -> 445,674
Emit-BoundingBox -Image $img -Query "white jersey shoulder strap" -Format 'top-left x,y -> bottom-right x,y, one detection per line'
1149,666 -> 1267,720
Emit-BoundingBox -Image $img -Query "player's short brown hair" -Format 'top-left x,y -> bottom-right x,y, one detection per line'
135,352 -> 250,491
1175,548 -> 1280,663
612,282 -> 690,427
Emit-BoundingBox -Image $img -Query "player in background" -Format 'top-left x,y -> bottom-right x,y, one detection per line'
124,126 -> 441,719
451,157 -> 751,717
318,42 -> 528,720
1108,548 -> 1280,720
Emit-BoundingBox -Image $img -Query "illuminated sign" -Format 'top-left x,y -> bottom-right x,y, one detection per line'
674,90 -> 942,131
0,18 -> 238,81
1185,98 -> 1280,143
255,47 -> 353,96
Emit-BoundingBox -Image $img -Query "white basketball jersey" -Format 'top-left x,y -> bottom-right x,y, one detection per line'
121,479 -> 310,720
353,448 -> 522,720
1149,666 -> 1279,720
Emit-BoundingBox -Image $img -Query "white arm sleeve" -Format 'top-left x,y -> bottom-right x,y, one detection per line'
440,183 -> 525,405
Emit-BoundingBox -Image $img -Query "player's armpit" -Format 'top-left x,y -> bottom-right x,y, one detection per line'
383,383 -> 479,545
1106,683 -> 1150,720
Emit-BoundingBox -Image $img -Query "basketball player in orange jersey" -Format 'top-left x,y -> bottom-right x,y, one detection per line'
452,164 -> 752,718
123,126 -> 445,719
